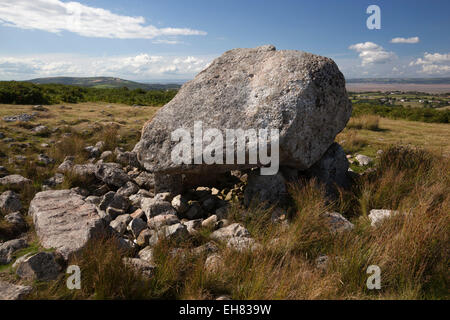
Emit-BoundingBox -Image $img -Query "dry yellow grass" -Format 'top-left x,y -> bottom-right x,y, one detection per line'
337,117 -> 450,157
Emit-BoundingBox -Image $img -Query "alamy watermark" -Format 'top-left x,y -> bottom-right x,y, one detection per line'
170,121 -> 280,175
366,265 -> 381,290
366,5 -> 381,30
66,265 -> 81,290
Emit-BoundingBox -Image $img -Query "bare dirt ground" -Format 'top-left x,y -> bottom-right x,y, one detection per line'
346,83 -> 450,94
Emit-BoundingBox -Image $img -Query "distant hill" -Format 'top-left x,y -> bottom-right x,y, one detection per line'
347,78 -> 450,84
27,77 -> 181,90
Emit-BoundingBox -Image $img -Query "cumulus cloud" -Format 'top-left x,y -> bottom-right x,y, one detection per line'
409,52 -> 450,75
390,37 -> 420,44
0,0 -> 207,39
348,42 -> 396,66
0,53 -> 216,80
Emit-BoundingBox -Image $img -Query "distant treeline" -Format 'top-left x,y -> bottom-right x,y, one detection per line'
0,81 -> 177,106
353,103 -> 449,123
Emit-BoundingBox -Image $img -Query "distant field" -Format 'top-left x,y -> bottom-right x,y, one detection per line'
347,83 -> 450,93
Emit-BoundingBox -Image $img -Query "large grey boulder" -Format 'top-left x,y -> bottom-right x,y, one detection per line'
0,281 -> 32,300
134,45 -> 351,180
28,190 -> 106,259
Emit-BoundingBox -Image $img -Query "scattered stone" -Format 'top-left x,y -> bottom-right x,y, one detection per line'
95,141 -> 105,150
116,181 -> 139,198
32,125 -> 49,135
84,146 -> 100,158
182,219 -> 202,235
38,153 -> 55,165
0,190 -> 22,212
95,162 -> 129,187
134,171 -> 155,189
210,223 -> 250,242
32,105 -> 48,111
117,238 -> 136,251
43,173 -> 64,187
192,241 -> 219,256
227,237 -> 261,252
160,223 -> 189,242
4,212 -> 26,229
355,154 -> 373,166
85,195 -> 101,206
323,212 -> 354,233
99,191 -> 129,211
130,208 -> 145,219
0,238 -> 28,265
215,206 -> 229,219
315,255 -> 329,271
141,198 -> 177,219
109,214 -> 132,234
202,214 -> 218,229
138,246 -> 154,264
92,184 -> 110,197
127,217 -> 147,238
16,252 -> 61,281
271,207 -> 288,224
0,174 -> 31,188
214,219 -> 231,229
154,192 -> 173,202
57,156 -> 75,173
116,151 -> 140,168
123,257 -> 155,277
368,209 -> 399,227
106,207 -> 125,220
0,281 -> 32,300
29,190 -> 105,259
70,187 -> 90,197
185,202 -> 204,220
3,114 -> 34,122
136,229 -> 156,247
171,194 -> 189,214
204,254 -> 224,273
100,150 -> 113,160
148,214 -> 180,229
72,163 -> 96,179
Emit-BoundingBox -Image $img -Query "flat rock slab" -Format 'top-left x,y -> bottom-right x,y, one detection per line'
28,190 -> 106,260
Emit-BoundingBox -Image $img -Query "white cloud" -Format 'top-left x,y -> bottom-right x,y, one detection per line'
348,42 -> 396,66
0,0 -> 207,39
0,53 -> 216,80
390,37 -> 419,44
410,52 -> 450,75
152,39 -> 182,45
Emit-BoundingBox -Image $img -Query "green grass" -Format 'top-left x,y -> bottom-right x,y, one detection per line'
353,103 -> 449,123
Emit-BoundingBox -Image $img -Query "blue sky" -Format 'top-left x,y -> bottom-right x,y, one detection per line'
0,0 -> 449,81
